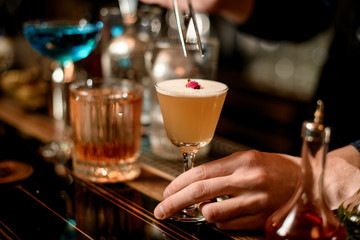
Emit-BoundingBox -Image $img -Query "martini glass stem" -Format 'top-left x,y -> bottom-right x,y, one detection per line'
169,149 -> 205,222
183,152 -> 196,172
51,61 -> 75,126
43,61 -> 75,161
63,61 -> 75,82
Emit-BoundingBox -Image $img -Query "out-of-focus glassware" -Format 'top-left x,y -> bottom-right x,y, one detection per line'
337,189 -> 360,238
69,78 -> 143,183
265,100 -> 346,240
23,19 -> 103,125
101,1 -> 146,82
23,19 -> 103,159
101,1 -> 162,127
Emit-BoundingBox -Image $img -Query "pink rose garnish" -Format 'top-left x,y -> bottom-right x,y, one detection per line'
185,79 -> 201,89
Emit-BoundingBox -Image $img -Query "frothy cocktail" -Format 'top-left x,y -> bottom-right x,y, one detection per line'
155,78 -> 228,222
156,79 -> 228,150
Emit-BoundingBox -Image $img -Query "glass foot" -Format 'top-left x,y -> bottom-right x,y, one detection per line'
0,160 -> 33,184
169,205 -> 206,222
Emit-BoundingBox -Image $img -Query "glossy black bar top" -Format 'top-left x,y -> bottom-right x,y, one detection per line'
0,120 -> 263,240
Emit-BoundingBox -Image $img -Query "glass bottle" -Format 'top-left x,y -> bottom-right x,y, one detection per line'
265,100 -> 346,240
337,189 -> 360,238
101,0 -> 151,126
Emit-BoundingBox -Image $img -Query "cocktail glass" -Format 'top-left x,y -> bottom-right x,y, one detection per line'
155,79 -> 228,222
23,19 -> 103,158
23,19 -> 103,124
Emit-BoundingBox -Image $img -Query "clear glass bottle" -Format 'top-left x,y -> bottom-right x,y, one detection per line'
101,0 -> 151,126
337,189 -> 360,238
265,100 -> 346,240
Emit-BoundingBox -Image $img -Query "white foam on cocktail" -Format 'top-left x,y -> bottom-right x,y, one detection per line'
156,79 -> 228,97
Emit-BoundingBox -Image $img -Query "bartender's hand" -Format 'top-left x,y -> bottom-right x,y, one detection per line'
154,145 -> 360,230
323,145 -> 360,210
154,150 -> 302,230
139,0 -> 255,24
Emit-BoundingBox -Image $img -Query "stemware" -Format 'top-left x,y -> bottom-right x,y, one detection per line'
155,78 -> 228,222
23,19 -> 103,124
23,19 -> 103,158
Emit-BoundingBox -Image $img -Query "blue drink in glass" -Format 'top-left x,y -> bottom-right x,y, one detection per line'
23,21 -> 103,65
22,19 -> 103,158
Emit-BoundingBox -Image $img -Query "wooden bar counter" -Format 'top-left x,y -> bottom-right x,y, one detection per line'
0,98 -> 263,240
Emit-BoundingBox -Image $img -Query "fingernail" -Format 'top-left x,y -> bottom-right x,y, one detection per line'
154,204 -> 165,219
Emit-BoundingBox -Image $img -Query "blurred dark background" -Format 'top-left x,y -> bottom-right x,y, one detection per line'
0,0 -> 333,155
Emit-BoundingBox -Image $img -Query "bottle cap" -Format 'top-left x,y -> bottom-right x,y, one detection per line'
301,100 -> 331,143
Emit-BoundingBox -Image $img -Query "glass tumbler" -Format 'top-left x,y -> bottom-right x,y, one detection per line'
69,78 -> 143,183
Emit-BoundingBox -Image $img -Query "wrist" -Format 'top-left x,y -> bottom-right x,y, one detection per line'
350,139 -> 360,152
324,145 -> 360,209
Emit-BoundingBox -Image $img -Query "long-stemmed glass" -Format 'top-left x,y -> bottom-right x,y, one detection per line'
155,78 -> 228,222
23,19 -> 103,158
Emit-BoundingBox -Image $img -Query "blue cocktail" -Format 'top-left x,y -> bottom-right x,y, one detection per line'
23,19 -> 103,159
23,19 -> 103,121
23,20 -> 103,65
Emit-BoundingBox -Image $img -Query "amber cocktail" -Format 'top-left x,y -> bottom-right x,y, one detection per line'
69,79 -> 143,183
156,79 -> 228,222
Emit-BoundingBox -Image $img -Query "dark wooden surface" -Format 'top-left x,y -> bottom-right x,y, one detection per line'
0,98 -> 265,240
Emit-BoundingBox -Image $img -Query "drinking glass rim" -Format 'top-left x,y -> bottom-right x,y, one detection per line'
69,78 -> 143,101
155,79 -> 228,97
23,19 -> 103,30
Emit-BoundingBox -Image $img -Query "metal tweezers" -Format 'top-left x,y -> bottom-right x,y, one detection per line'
173,0 -> 204,57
